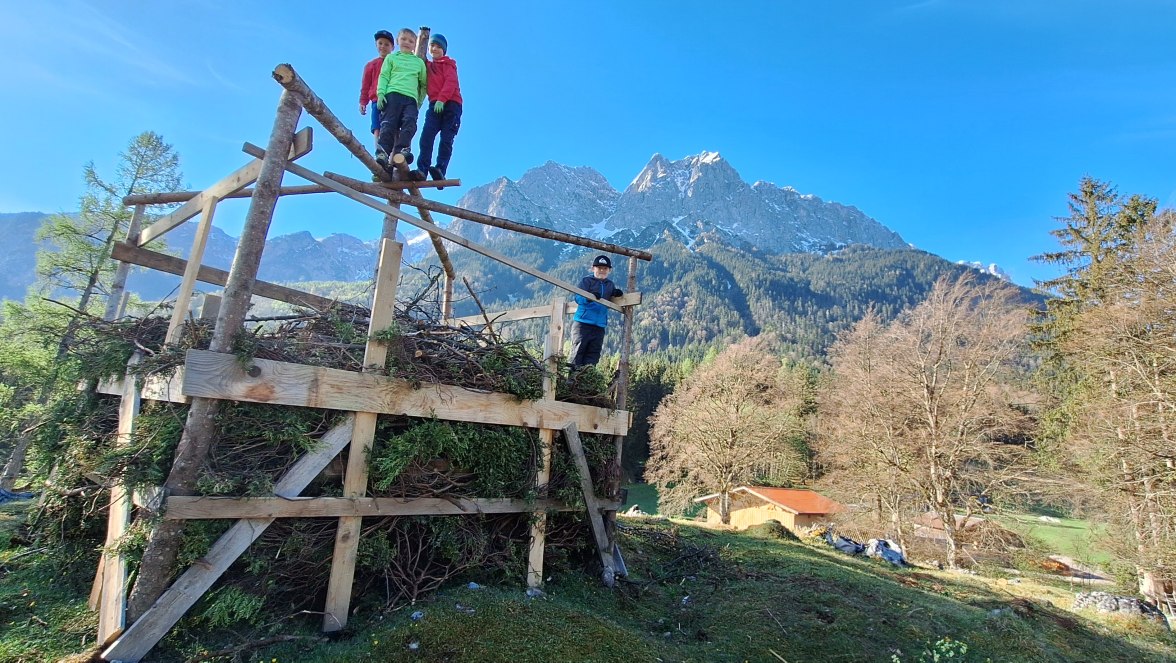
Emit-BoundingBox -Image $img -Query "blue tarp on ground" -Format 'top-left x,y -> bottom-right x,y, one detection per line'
0,488 -> 35,504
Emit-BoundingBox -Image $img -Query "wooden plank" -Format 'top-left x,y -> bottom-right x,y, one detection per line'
102,416 -> 356,663
242,143 -> 623,313
527,298 -> 565,587
110,242 -> 346,312
97,354 -> 142,644
323,239 -> 401,633
448,293 -> 644,328
563,422 -> 616,587
181,350 -> 631,436
97,371 -> 188,404
137,127 -> 312,246
163,496 -> 621,519
166,197 -> 219,344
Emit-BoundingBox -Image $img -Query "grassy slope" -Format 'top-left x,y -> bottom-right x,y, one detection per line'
4,502 -> 1174,663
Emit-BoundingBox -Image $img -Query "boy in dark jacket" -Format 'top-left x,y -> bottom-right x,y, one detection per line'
569,255 -> 624,368
359,30 -> 394,148
415,33 -> 463,182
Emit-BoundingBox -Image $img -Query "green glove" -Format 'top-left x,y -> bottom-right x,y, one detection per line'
433,101 -> 445,114
377,96 -> 386,111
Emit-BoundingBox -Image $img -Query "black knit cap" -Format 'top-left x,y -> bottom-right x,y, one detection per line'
592,255 -> 612,268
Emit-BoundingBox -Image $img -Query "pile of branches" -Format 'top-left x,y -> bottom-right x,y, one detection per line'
38,301 -> 622,616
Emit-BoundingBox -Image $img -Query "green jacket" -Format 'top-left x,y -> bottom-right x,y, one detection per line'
377,51 -> 427,105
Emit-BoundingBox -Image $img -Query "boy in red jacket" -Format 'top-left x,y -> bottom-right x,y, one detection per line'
360,30 -> 394,148
414,33 -> 463,182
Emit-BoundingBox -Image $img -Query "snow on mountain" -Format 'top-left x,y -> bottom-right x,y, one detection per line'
458,151 -> 906,256
958,260 -> 1011,282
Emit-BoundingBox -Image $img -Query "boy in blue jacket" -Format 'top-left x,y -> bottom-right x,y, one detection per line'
569,255 -> 624,368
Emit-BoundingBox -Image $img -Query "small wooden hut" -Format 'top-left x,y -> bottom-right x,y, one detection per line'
694,487 -> 842,531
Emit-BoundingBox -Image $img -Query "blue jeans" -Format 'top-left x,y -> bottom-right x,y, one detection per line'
418,101 -> 462,174
369,101 -> 381,134
377,93 -> 419,154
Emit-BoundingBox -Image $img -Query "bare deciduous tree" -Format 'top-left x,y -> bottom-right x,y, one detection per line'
819,275 -> 1035,566
646,337 -> 808,524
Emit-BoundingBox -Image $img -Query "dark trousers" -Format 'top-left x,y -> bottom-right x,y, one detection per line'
569,322 -> 606,368
418,101 -> 462,174
377,92 -> 419,154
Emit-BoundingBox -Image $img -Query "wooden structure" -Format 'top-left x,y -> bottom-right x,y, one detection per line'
694,487 -> 843,531
90,56 -> 651,662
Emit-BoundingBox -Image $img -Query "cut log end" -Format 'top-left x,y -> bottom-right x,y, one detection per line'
272,63 -> 295,84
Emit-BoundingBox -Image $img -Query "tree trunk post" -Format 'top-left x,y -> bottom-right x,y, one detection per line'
604,257 -> 638,567
127,90 -> 304,621
104,204 -> 145,321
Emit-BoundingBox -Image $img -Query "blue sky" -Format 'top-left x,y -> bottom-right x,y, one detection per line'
2,1 -> 1174,287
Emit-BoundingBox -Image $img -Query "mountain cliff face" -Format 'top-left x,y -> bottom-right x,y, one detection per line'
454,152 -> 907,255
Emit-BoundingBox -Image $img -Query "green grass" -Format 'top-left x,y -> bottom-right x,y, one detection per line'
3,502 -> 1173,663
994,512 -> 1112,566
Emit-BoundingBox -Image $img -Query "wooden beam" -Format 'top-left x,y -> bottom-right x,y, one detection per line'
325,172 -> 653,262
163,496 -> 621,519
97,354 -> 142,644
323,239 -> 401,633
447,293 -> 644,328
121,180 -> 461,206
180,349 -> 631,436
104,204 -> 145,321
527,298 -> 565,587
137,127 -> 312,247
102,416 -> 356,663
96,371 -> 187,404
243,143 -> 623,313
563,422 -> 616,587
110,242 -> 350,313
166,197 -> 219,344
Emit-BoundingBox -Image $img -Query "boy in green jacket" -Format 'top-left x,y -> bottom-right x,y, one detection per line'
375,28 -> 428,173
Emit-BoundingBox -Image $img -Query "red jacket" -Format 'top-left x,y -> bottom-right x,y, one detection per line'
426,55 -> 463,105
360,55 -> 385,104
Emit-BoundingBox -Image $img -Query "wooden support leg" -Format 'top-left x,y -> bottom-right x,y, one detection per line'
526,298 -> 565,587
104,204 -> 145,322
563,423 -> 616,587
322,239 -> 402,632
97,353 -> 142,643
167,197 -> 220,344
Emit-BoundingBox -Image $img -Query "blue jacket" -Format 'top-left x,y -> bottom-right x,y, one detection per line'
573,275 -> 623,328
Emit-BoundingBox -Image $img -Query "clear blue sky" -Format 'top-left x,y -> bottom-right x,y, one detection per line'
2,1 -> 1174,287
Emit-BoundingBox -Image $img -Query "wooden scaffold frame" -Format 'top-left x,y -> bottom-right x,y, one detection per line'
88,49 -> 653,662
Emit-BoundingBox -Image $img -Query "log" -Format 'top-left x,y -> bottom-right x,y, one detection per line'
121,180 -> 460,206
272,63 -> 391,184
390,153 -> 457,299
447,294 -> 643,328
244,144 -> 624,313
110,242 -> 350,313
325,172 -> 653,261
126,90 -> 304,624
166,197 -> 218,344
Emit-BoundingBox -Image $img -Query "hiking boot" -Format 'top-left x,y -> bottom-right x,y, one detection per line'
397,148 -> 414,165
428,166 -> 445,181
375,149 -> 389,168
408,169 -> 427,182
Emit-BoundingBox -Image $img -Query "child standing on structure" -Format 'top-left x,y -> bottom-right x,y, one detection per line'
569,255 -> 624,368
359,30 -> 394,149
375,28 -> 428,172
414,33 -> 463,182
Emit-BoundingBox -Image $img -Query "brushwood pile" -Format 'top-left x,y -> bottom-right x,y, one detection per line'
33,303 -> 618,614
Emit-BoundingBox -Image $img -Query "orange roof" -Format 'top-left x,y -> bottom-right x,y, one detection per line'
694,486 -> 843,515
